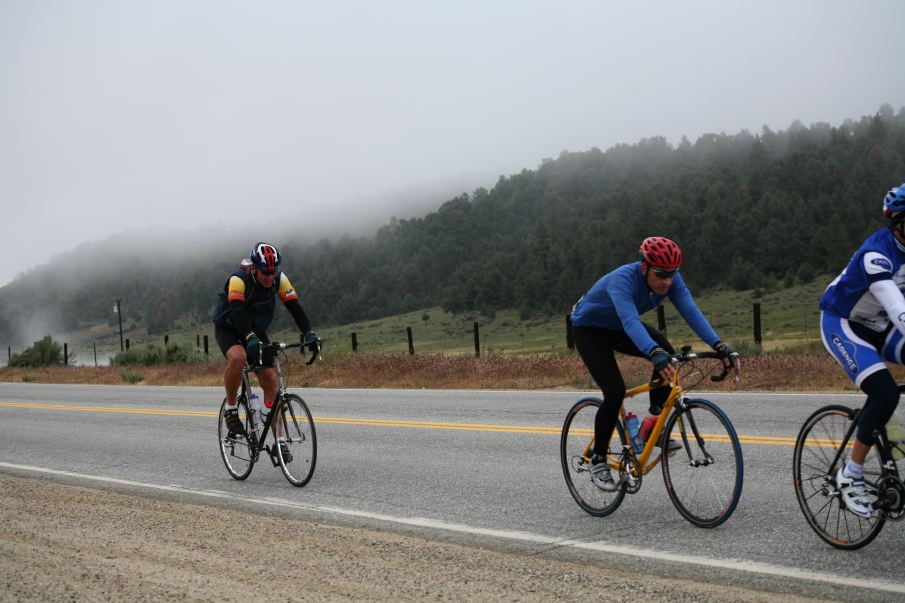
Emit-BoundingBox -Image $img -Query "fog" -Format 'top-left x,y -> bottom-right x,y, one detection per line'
2,0 -> 904,287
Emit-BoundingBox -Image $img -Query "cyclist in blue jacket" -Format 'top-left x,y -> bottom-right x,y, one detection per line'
820,182 -> 905,518
570,236 -> 735,491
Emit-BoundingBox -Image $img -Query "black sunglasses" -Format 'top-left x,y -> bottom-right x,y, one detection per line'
650,267 -> 678,280
256,269 -> 276,276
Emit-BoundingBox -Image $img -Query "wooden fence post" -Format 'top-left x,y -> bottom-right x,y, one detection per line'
406,327 -> 414,355
94,341 -> 97,367
753,302 -> 762,345
351,332 -> 358,352
125,338 -> 130,350
474,322 -> 480,357
566,314 -> 574,351
657,305 -> 666,332
203,335 -> 209,355
64,343 -> 68,365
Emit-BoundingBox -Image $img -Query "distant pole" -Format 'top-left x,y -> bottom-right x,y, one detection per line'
7,346 -> 10,361
565,314 -> 574,351
657,305 -> 666,332
125,338 -> 130,351
203,335 -> 209,355
196,334 -> 200,349
406,327 -> 414,355
64,343 -> 68,366
94,341 -> 97,367
115,298 -> 124,351
753,303 -> 762,345
473,322 -> 480,358
164,334 -> 169,347
351,332 -> 358,352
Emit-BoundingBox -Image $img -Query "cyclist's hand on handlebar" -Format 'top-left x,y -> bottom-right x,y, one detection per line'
650,347 -> 676,381
714,341 -> 741,375
302,330 -> 319,352
244,332 -> 262,363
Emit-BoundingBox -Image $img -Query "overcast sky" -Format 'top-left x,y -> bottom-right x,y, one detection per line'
2,0 -> 904,287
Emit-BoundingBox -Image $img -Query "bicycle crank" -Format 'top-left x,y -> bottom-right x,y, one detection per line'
620,455 -> 643,494
876,475 -> 905,521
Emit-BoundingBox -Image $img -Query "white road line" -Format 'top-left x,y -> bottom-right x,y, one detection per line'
1,461 -> 902,595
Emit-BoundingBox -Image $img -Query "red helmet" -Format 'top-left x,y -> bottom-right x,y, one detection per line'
640,236 -> 682,270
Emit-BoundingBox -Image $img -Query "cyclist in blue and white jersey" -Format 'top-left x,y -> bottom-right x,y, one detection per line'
570,236 -> 737,491
820,182 -> 905,518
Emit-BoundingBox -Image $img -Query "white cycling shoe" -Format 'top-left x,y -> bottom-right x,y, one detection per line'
836,466 -> 874,519
590,457 -> 619,491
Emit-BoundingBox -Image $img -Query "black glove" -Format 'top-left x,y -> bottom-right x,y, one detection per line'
244,332 -> 262,363
302,330 -> 319,352
650,347 -> 673,372
714,341 -> 735,360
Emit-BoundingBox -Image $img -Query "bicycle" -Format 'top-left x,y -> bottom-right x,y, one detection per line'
793,395 -> 905,549
217,339 -> 322,487
561,347 -> 743,528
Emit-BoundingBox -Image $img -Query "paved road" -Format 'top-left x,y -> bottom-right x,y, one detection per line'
0,382 -> 903,599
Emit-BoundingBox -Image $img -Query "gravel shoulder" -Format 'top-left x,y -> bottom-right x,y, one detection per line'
0,473 -> 832,602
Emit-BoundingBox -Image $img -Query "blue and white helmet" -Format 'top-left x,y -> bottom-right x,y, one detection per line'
883,182 -> 905,220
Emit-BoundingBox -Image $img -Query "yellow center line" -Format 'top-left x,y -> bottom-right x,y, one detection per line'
0,401 -> 814,445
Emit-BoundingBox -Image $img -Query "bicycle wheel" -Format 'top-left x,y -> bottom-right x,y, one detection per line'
272,393 -> 317,487
661,398 -> 743,528
218,397 -> 256,480
560,397 -> 627,517
793,405 -> 886,549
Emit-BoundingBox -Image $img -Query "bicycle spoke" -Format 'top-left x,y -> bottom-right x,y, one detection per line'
561,398 -> 626,517
662,400 -> 742,528
273,394 -> 316,487
793,405 -> 886,549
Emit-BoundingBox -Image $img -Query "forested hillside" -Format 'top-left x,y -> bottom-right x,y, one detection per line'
2,105 -> 905,344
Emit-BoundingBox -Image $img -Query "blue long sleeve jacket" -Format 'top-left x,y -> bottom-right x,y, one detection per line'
570,262 -> 720,356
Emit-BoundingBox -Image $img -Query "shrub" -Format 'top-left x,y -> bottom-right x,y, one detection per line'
112,342 -> 209,366
9,336 -> 65,367
119,369 -> 144,383
21,374 -> 34,382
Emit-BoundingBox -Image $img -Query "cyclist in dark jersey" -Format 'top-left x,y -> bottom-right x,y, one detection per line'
212,242 -> 318,449
570,236 -> 736,491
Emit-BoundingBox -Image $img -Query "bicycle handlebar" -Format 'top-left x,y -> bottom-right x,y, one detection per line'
257,339 -> 324,366
668,349 -> 740,383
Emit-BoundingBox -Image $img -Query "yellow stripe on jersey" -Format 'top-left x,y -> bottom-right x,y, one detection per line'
226,275 -> 246,303
278,273 -> 299,302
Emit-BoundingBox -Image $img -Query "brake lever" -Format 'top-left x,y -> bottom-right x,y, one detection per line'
304,339 -> 323,366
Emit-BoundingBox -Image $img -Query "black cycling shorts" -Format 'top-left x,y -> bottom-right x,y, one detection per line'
214,325 -> 274,368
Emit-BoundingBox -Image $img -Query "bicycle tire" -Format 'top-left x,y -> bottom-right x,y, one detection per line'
661,398 -> 743,528
272,393 -> 317,487
560,397 -> 627,517
792,404 -> 886,549
218,397 -> 256,480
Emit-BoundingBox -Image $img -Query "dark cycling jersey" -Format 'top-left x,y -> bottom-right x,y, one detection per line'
212,268 -> 300,333
570,261 -> 719,355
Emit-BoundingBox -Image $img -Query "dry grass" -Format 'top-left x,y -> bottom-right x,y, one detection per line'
4,352 -> 905,392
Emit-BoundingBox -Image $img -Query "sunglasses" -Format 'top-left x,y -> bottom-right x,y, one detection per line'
649,267 -> 678,280
256,269 -> 276,276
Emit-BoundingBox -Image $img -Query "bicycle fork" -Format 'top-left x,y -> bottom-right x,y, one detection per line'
675,400 -> 714,467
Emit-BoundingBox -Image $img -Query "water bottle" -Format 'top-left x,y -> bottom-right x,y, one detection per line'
887,415 -> 905,460
639,415 -> 657,443
625,412 -> 644,454
259,397 -> 273,425
249,394 -> 263,429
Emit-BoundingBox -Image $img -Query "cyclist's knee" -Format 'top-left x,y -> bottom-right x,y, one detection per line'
226,347 -> 246,371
